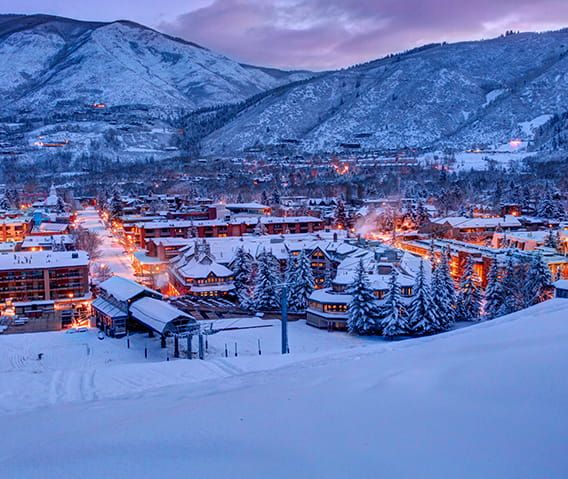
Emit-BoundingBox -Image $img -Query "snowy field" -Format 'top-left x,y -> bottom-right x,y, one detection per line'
0,318 -> 376,415
1,301 -> 568,478
76,207 -> 135,279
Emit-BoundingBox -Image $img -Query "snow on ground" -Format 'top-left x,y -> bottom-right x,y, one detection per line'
1,300 -> 568,478
76,207 -> 135,279
0,318 -> 376,415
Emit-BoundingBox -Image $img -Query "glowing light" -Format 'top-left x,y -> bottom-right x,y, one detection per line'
509,139 -> 523,149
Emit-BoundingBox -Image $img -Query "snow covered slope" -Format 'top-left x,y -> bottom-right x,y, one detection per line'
1,299 -> 567,478
201,30 -> 568,155
0,14 -> 308,113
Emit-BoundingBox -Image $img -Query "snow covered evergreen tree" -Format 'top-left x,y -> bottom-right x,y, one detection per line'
334,201 -> 347,229
254,218 -> 267,235
232,246 -> 253,309
414,201 -> 430,227
456,257 -> 482,321
288,250 -> 314,313
525,253 -> 552,307
380,268 -> 408,339
498,253 -> 522,316
252,250 -> 281,312
408,260 -> 441,335
0,194 -> 10,210
537,189 -> 565,219
347,259 -> 380,335
484,257 -> 505,319
544,228 -> 559,250
431,248 -> 456,329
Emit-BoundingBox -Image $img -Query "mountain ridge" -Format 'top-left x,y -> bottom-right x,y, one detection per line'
1,14 -> 568,162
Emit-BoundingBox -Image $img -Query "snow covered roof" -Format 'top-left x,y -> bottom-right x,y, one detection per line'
34,222 -> 69,234
309,289 -> 352,304
138,216 -> 323,229
130,297 -> 195,335
98,276 -> 161,302
553,280 -> 568,291
0,251 -> 88,271
21,235 -> 74,247
179,255 -> 234,279
433,215 -> 521,229
224,202 -> 268,210
92,297 -> 127,319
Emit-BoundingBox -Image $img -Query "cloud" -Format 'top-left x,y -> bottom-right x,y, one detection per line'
159,0 -> 568,70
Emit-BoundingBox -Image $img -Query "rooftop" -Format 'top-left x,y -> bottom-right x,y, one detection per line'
0,251 -> 89,271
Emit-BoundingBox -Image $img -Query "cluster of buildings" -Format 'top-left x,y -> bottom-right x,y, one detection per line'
0,185 -> 89,333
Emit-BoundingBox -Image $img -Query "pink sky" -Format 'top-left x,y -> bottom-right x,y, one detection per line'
3,0 -> 568,70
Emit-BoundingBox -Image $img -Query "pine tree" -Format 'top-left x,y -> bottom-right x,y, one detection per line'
254,218 -> 267,235
0,194 -> 10,210
109,191 -> 123,220
232,246 -> 253,308
544,228 -> 558,250
408,260 -> 441,335
498,253 -> 521,316
56,195 -> 66,213
525,253 -> 552,306
456,257 -> 482,321
484,257 -> 505,319
347,260 -> 380,335
380,269 -> 408,338
252,251 -> 281,312
414,201 -> 430,227
334,201 -> 347,229
431,248 -> 456,329
288,250 -> 314,313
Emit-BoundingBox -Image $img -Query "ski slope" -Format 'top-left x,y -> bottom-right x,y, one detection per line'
1,300 -> 567,478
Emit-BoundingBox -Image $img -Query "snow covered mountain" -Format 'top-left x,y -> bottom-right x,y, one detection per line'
0,14 -> 308,113
3,14 -> 568,162
200,30 -> 568,155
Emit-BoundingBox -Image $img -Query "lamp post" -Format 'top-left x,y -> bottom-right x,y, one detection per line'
281,282 -> 289,355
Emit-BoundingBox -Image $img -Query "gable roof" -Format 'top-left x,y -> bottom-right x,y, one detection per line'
98,276 -> 161,302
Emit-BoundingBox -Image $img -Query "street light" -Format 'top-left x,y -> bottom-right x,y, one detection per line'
280,283 -> 289,355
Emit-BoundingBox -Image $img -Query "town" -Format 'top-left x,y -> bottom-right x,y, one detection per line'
2,9 -> 568,478
1,173 -> 566,347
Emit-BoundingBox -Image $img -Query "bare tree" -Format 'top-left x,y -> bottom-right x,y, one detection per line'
73,227 -> 102,260
91,263 -> 113,284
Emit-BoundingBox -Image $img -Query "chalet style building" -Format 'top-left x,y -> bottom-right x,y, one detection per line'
307,248 -> 416,330
169,240 -> 235,297
166,233 -> 362,298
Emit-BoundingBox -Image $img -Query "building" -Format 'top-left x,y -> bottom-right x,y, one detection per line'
131,216 -> 324,247
399,238 -> 568,286
554,280 -> 568,299
92,276 -> 196,344
166,233 -> 355,297
422,215 -> 522,241
0,217 -> 32,242
169,240 -> 235,297
0,251 -> 90,333
306,247 -> 417,330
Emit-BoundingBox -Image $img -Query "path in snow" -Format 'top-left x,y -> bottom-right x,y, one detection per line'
76,207 -> 135,279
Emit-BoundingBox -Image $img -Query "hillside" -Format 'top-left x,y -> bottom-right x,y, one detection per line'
2,15 -> 568,162
1,299 -> 567,477
200,30 -> 568,155
0,14 -> 311,163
